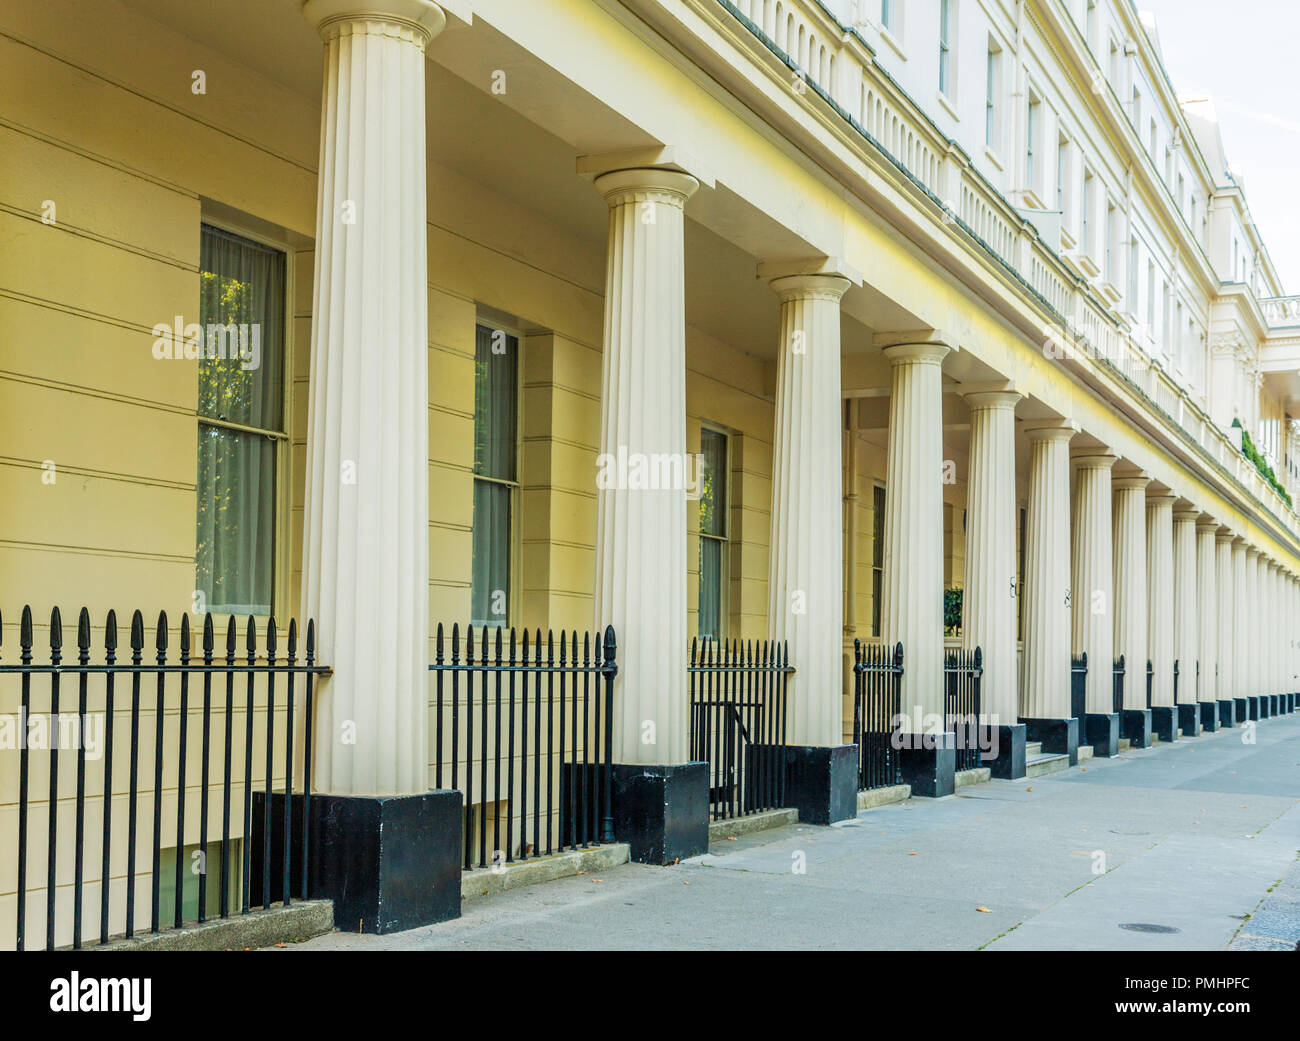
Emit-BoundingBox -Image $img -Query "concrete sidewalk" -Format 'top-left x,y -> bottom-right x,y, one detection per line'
280,713 -> 1300,951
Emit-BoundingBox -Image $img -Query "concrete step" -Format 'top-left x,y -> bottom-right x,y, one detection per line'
955,766 -> 991,789
1024,741 -> 1043,757
1025,752 -> 1071,778
1077,744 -> 1095,763
1118,737 -> 1131,750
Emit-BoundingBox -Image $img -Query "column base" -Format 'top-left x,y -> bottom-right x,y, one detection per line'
610,762 -> 709,865
1234,698 -> 1248,723
1021,718 -> 1079,767
980,724 -> 1026,779
1120,708 -> 1153,748
1196,696 -> 1216,732
781,745 -> 858,825
898,731 -> 956,798
1150,706 -> 1179,743
1082,713 -> 1120,757
255,791 -> 464,934
1217,700 -> 1236,726
1176,704 -> 1201,737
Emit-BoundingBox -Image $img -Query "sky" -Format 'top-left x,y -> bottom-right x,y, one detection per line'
1138,0 -> 1300,294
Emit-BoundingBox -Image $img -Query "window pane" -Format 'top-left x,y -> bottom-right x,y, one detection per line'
474,324 -> 518,482
471,479 -> 511,626
699,428 -> 727,537
198,226 -> 285,431
699,537 -> 722,639
196,424 -> 276,614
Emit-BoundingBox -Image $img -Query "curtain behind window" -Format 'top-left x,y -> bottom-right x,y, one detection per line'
698,428 -> 727,638
471,324 -> 518,626
196,226 -> 285,615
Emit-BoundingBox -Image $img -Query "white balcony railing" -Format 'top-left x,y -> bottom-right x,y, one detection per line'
718,0 -> 1298,534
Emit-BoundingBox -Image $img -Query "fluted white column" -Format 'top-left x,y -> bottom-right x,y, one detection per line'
1216,531 -> 1236,707
881,340 -> 950,729
1172,505 -> 1198,704
767,273 -> 851,746
1072,454 -> 1116,713
1268,561 -> 1281,697
1113,474 -> 1150,709
1145,494 -> 1176,708
961,391 -> 1022,723
1022,427 -> 1074,719
300,0 -> 444,795
1231,538 -> 1248,703
1245,547 -> 1261,700
592,167 -> 699,765
1195,517 -> 1218,705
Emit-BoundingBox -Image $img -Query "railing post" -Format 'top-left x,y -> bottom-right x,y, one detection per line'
601,626 -> 618,845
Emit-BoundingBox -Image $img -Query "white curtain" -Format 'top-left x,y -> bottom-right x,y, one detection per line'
195,225 -> 284,615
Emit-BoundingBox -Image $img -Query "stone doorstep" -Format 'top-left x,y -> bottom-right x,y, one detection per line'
708,807 -> 798,845
857,783 -> 911,811
461,843 -> 630,902
91,900 -> 334,951
955,766 -> 992,788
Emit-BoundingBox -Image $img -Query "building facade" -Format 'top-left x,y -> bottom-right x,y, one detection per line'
2,0 -> 1299,945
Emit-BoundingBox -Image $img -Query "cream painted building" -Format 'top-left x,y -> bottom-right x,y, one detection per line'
2,0 -> 1299,944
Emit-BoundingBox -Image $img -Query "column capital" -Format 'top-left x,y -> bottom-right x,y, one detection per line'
758,256 -> 862,286
1172,503 -> 1200,520
881,342 -> 950,366
302,0 -> 448,43
1215,526 -> 1235,543
1245,544 -> 1261,558
1113,473 -> 1151,490
592,168 -> 700,209
875,329 -> 956,355
961,388 -> 1022,411
1195,514 -> 1218,531
577,146 -> 715,187
1231,534 -> 1247,547
1024,420 -> 1077,444
1071,451 -> 1117,469
767,273 -> 852,303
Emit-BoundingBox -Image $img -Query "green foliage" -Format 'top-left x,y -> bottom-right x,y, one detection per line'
944,586 -> 963,634
1231,418 -> 1293,508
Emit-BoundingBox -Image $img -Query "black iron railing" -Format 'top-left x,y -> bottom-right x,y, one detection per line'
1113,654 -> 1126,714
852,640 -> 903,791
1071,652 -> 1088,720
430,624 -> 617,872
1146,659 -> 1154,709
944,647 -> 983,772
1173,659 -> 1180,704
688,638 -> 791,821
1,606 -> 327,952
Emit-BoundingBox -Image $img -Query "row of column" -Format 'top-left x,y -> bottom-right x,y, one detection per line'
295,0 -> 1298,793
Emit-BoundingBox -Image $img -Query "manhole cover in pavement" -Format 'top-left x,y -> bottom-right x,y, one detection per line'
1119,923 -> 1181,934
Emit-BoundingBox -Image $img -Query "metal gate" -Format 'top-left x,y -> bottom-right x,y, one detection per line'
944,647 -> 983,772
852,640 -> 904,791
688,638 -> 790,820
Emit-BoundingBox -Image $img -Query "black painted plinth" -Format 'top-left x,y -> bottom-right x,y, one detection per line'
1247,696 -> 1260,721
286,790 -> 463,934
1150,706 -> 1178,743
1177,704 -> 1201,737
1234,698 -> 1248,723
1259,696 -> 1272,719
1218,700 -> 1236,726
1199,702 -> 1219,732
1267,695 -> 1279,716
782,745 -> 858,825
610,762 -> 708,865
1083,713 -> 1120,757
1120,708 -> 1153,748
898,730 -> 956,798
979,723 -> 1026,779
1022,718 -> 1079,767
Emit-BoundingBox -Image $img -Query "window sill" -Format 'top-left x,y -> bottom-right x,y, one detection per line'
936,91 -> 960,122
983,145 -> 1004,171
878,26 -> 906,62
